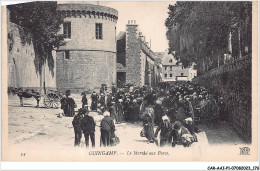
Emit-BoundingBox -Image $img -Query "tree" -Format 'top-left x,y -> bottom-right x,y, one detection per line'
165,2 -> 252,74
8,2 -> 66,92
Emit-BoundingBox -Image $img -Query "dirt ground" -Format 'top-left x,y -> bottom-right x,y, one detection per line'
7,94 -> 246,155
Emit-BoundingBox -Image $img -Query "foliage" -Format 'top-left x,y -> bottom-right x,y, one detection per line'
165,2 -> 252,69
8,2 -> 66,77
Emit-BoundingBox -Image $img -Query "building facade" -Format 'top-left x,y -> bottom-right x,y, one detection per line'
160,51 -> 196,82
116,20 -> 160,87
56,4 -> 118,92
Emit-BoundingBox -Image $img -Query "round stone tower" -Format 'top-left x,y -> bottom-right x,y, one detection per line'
56,3 -> 118,92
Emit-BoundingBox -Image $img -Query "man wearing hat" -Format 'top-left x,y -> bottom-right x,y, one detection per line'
72,108 -> 85,146
91,91 -> 99,111
81,92 -> 88,109
62,90 -> 76,117
100,111 -> 115,147
80,109 -> 96,148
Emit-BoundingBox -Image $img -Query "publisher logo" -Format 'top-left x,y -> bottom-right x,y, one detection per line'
240,147 -> 250,155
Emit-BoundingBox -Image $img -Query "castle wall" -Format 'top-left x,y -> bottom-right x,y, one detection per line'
56,50 -> 116,92
56,4 -> 118,92
7,21 -> 56,89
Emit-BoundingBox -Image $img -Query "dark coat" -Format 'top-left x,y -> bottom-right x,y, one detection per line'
154,104 -> 164,126
81,95 -> 88,108
155,121 -> 173,140
109,105 -> 117,120
61,97 -> 76,117
72,114 -> 83,129
80,115 -> 95,134
100,116 -> 115,132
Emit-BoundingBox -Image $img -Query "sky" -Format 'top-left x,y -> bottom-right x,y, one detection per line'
59,1 -> 176,52
3,1 -> 176,52
102,1 -> 176,52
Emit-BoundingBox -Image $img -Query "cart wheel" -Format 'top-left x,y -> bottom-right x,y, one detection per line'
44,93 -> 61,109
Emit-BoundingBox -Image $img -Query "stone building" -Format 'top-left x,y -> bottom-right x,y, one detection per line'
7,8 -> 55,89
160,50 -> 197,82
116,20 -> 160,87
56,3 -> 118,92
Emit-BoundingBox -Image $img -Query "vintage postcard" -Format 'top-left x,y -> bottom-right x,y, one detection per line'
1,1 -> 258,163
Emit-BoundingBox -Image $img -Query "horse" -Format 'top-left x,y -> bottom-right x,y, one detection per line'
8,87 -> 41,107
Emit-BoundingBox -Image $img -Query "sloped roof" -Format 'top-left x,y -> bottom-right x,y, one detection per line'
158,50 -> 178,65
154,52 -> 164,60
116,31 -> 126,40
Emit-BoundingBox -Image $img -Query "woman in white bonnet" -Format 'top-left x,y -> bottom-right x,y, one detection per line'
155,115 -> 173,147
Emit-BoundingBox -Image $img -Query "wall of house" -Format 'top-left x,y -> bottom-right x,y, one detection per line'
125,23 -> 142,86
162,65 -> 189,82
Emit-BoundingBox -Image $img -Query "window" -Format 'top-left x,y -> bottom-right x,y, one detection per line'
170,74 -> 172,77
96,23 -> 103,40
181,73 -> 183,76
169,59 -> 172,63
65,51 -> 70,59
157,66 -> 159,69
164,74 -> 167,78
170,66 -> 172,71
165,66 -> 167,70
63,22 -> 71,39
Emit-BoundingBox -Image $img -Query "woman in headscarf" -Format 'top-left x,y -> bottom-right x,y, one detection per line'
155,115 -> 173,147
142,105 -> 158,145
132,99 -> 139,123
154,99 -> 164,126
172,121 -> 195,147
109,101 -> 118,124
116,99 -> 124,123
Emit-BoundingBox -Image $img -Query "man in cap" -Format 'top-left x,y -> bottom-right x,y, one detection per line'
100,111 -> 115,147
72,108 -> 85,146
80,109 -> 96,148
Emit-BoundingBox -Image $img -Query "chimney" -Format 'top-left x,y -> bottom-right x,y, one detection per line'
127,19 -> 138,26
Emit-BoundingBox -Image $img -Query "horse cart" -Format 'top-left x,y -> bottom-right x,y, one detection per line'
8,87 -> 64,109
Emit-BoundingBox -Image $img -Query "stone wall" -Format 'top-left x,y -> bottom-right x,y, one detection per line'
192,54 -> 252,142
125,24 -> 142,86
58,16 -> 117,52
56,50 -> 116,92
56,4 -> 118,92
7,21 -> 56,89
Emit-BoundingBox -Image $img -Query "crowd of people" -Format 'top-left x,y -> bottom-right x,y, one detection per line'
60,82 -> 226,148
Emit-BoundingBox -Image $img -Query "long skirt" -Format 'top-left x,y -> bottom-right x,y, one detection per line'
144,123 -> 155,141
